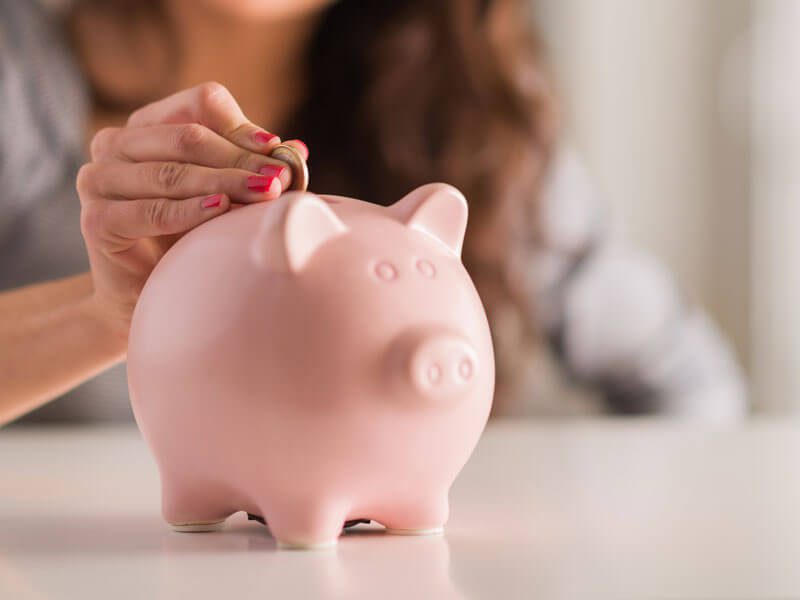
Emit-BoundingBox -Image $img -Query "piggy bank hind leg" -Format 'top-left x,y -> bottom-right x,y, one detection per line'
378,493 -> 449,536
263,498 -> 349,550
161,473 -> 236,532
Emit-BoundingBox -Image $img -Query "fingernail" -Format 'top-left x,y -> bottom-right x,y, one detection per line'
254,131 -> 279,146
247,175 -> 278,193
289,139 -> 309,158
267,176 -> 281,195
258,164 -> 287,177
202,193 -> 223,209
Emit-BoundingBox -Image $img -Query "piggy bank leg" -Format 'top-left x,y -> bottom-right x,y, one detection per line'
380,494 -> 449,536
264,499 -> 347,550
161,474 -> 234,532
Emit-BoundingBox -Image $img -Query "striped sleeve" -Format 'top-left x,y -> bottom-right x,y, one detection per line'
529,147 -> 748,421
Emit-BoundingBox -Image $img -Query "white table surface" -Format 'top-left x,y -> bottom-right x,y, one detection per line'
1,419 -> 799,600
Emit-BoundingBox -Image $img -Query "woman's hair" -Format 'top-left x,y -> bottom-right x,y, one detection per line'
69,0 -> 559,412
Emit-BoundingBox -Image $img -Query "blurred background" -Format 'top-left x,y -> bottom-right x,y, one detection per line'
533,0 -> 797,415
4,0 -> 800,422
3,5 -> 798,597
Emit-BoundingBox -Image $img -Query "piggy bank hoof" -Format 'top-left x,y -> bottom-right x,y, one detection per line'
169,519 -> 226,533
276,539 -> 338,551
385,526 -> 444,536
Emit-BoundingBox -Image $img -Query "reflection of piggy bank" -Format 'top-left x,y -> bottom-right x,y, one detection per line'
127,183 -> 495,549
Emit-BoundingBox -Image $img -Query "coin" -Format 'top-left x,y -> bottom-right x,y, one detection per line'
268,143 -> 309,192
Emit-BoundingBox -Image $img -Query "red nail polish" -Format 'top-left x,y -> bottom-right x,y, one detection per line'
202,194 -> 223,208
254,131 -> 279,146
247,175 -> 278,193
259,164 -> 287,177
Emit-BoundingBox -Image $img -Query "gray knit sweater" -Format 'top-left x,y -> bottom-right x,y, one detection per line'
0,0 -> 747,422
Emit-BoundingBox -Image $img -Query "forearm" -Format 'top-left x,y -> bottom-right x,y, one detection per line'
0,275 -> 126,426
0,273 -> 93,315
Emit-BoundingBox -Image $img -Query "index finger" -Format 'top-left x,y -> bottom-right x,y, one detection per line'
127,81 -> 282,154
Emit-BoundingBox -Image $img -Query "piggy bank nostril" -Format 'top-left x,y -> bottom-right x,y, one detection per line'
427,363 -> 443,385
404,333 -> 478,396
458,358 -> 474,381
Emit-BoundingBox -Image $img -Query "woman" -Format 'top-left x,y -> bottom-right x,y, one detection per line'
0,0 -> 746,425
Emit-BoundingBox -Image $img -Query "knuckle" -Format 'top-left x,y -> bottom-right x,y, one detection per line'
153,161 -> 189,191
79,201 -> 106,241
89,127 -> 119,160
76,163 -> 99,197
233,150 -> 257,171
227,122 -> 250,139
173,123 -> 206,152
126,102 -> 153,127
144,199 -> 173,231
197,81 -> 231,108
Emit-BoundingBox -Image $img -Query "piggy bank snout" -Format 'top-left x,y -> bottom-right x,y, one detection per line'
394,330 -> 479,400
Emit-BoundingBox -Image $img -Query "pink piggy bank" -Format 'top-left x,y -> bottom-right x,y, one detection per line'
127,183 -> 495,549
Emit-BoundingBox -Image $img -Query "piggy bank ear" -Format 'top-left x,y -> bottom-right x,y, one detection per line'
389,183 -> 468,256
252,193 -> 348,273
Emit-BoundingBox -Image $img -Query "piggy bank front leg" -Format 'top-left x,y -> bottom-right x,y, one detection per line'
378,493 -> 449,536
264,498 -> 348,550
161,473 -> 236,532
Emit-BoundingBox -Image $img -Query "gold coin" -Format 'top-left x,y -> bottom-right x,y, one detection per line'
268,143 -> 309,192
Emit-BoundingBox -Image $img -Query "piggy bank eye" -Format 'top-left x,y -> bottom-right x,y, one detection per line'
373,261 -> 398,282
415,258 -> 436,278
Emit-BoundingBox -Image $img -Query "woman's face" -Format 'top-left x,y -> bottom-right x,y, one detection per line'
194,0 -> 336,20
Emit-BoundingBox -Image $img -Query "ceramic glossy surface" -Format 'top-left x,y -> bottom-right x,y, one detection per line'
127,184 -> 495,548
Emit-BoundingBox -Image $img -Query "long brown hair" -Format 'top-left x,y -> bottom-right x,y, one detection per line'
69,0 -> 560,412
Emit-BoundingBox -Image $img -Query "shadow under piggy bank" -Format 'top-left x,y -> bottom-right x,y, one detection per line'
0,512 -> 465,599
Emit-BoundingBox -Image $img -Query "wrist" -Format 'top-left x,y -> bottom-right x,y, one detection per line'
76,295 -> 130,359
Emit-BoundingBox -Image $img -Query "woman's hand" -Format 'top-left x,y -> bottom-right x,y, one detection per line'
77,82 -> 309,341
